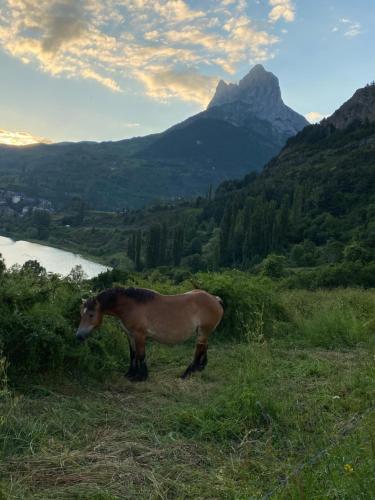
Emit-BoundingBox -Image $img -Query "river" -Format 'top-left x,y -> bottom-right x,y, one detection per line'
0,236 -> 109,278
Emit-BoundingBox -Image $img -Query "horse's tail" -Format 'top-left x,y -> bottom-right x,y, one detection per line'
215,296 -> 224,310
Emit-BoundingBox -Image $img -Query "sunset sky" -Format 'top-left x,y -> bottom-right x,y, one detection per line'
0,0 -> 374,145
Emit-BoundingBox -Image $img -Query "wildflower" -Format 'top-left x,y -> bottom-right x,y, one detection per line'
344,463 -> 354,474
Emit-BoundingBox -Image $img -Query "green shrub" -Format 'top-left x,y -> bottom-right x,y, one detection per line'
0,269 -> 128,382
260,254 -> 287,279
190,271 -> 289,340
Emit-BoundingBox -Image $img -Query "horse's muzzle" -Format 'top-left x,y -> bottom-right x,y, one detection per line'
76,329 -> 89,342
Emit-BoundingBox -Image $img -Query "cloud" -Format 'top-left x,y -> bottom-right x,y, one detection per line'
0,0 -> 282,104
268,0 -> 295,23
343,22 -> 361,38
333,18 -> 362,38
136,68 -> 219,104
41,0 -> 87,53
305,111 -> 325,123
0,128 -> 52,146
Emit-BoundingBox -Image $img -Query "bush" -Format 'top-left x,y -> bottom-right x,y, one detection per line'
0,269 -> 128,382
189,271 -> 289,340
260,254 -> 287,279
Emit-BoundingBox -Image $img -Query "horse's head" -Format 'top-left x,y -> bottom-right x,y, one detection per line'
76,298 -> 103,342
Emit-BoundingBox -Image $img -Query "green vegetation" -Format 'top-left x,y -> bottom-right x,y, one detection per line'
0,265 -> 374,498
0,114 -> 272,211
2,118 -> 374,289
0,91 -> 374,498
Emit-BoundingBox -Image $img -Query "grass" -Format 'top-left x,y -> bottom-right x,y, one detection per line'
0,288 -> 374,499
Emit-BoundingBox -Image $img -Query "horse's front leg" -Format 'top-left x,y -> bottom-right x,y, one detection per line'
128,331 -> 148,382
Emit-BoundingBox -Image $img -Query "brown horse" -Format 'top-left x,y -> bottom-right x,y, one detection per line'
76,287 -> 224,381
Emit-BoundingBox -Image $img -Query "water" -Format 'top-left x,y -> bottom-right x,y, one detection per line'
0,236 -> 109,278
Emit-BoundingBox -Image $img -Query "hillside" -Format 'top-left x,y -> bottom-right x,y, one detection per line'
0,66 -> 306,210
31,82 -> 372,284
4,84 -> 374,288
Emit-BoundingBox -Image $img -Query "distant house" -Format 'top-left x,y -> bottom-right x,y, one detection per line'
11,195 -> 22,204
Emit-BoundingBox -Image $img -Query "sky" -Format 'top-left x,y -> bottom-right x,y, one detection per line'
0,0 -> 374,145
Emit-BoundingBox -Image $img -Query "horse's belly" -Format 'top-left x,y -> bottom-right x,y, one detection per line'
146,326 -> 195,345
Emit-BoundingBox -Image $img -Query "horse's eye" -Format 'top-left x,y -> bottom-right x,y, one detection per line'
89,313 -> 94,318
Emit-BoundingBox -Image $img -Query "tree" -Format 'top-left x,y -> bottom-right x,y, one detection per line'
172,225 -> 184,266
219,202 -> 234,265
70,197 -> 86,226
146,224 -> 161,268
127,233 -> 135,261
135,230 -> 142,271
203,228 -> 220,270
344,242 -> 371,264
159,223 -> 168,265
21,260 -> 46,277
33,209 -> 51,239
261,254 -> 287,279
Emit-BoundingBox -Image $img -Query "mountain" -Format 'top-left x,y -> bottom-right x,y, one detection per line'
112,82 -> 375,276
198,83 -> 375,268
0,66 -> 307,210
208,64 -> 308,136
141,65 -> 308,167
323,83 -> 375,130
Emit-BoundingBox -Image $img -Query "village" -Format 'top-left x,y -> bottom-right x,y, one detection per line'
0,189 -> 54,217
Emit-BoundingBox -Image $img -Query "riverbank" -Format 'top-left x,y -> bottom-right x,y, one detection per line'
0,226 -> 115,266
0,210 -> 132,269
0,234 -> 109,277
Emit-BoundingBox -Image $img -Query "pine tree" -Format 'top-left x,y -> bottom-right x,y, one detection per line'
172,225 -> 184,266
291,185 -> 304,227
159,222 -> 168,265
219,202 -> 232,265
277,194 -> 290,246
146,224 -> 161,268
135,230 -> 142,271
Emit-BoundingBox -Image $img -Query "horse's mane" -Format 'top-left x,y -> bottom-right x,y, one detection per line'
85,287 -> 157,311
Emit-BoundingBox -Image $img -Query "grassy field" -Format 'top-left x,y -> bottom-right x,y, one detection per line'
0,289 -> 374,499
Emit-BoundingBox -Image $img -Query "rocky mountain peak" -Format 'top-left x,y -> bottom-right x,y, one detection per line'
207,65 -> 308,137
238,64 -> 280,94
208,64 -> 281,109
324,83 -> 375,130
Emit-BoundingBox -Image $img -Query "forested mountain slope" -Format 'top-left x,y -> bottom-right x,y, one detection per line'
0,66 -> 306,210
4,85 -> 374,288
117,84 -> 375,279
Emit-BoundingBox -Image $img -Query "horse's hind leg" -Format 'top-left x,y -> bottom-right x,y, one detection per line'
181,328 -> 209,379
128,331 -> 148,382
125,336 -> 137,379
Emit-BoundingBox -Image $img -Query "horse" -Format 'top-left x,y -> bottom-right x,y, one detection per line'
75,287 -> 224,381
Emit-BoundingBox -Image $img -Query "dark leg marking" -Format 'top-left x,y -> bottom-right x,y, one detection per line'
125,338 -> 137,379
181,342 -> 208,379
128,334 -> 149,382
129,356 -> 148,382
